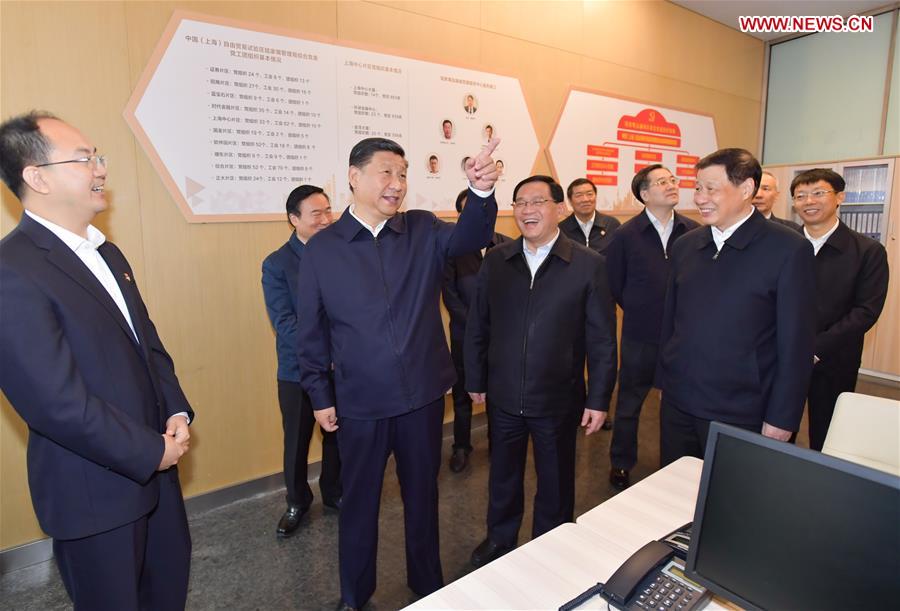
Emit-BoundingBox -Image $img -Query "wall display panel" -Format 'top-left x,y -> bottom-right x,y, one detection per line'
547,88 -> 718,210
125,11 -> 539,222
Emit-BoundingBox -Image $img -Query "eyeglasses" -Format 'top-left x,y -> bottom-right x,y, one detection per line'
792,189 -> 835,203
35,154 -> 107,170
511,197 -> 554,209
650,177 -> 679,188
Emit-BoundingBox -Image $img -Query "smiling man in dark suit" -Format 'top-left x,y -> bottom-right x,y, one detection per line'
465,175 -> 617,568
558,178 -> 621,255
0,111 -> 193,610
790,168 -> 889,451
262,185 -> 342,538
657,148 -> 816,465
297,137 -> 499,610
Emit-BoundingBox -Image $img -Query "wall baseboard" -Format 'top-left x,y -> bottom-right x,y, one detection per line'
0,415 -> 482,575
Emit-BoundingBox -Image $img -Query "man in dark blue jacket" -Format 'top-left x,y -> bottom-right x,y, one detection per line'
262,185 -> 342,538
297,138 -> 499,610
442,188 -> 510,473
605,165 -> 698,489
657,148 -> 815,465
465,175 -> 617,568
0,112 -> 193,610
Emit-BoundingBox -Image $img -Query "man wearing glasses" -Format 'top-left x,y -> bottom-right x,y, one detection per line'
604,165 -> 698,490
752,170 -> 800,230
656,148 -> 815,466
0,111 -> 193,609
790,168 -> 888,451
465,175 -> 617,568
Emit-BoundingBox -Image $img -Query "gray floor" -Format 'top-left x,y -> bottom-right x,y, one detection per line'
2,377 -> 897,610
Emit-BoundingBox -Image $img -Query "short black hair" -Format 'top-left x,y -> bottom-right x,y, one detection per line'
286,185 -> 328,224
695,148 -> 761,198
790,168 -> 846,197
429,155 -> 438,162
0,110 -> 58,199
348,137 -> 405,192
512,175 -> 564,203
454,189 -> 468,213
630,164 -> 666,204
566,177 -> 597,200
442,119 -> 452,127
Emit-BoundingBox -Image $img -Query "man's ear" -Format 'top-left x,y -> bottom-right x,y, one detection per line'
740,177 -> 755,201
348,165 -> 360,192
21,166 -> 51,195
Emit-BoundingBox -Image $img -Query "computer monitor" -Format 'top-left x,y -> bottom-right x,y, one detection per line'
685,422 -> 900,611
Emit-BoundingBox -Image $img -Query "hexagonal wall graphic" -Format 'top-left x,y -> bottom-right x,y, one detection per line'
547,88 -> 718,211
125,11 -> 540,222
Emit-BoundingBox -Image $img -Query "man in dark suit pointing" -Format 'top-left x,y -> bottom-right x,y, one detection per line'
297,137 -> 499,609
0,111 -> 193,610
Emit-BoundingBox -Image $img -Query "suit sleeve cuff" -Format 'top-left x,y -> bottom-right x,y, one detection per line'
467,182 -> 495,198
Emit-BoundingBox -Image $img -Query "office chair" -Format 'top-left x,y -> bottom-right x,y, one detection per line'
821,391 -> 900,476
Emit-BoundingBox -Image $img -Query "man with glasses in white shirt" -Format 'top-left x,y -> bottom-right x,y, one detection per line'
656,148 -> 815,465
465,175 -> 617,568
0,111 -> 193,610
790,168 -> 888,451
604,165 -> 698,489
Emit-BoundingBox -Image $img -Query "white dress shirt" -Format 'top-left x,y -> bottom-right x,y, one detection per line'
523,229 -> 560,287
26,210 -> 137,341
711,208 -> 755,253
803,219 -> 840,256
349,183 -> 494,238
646,209 -> 675,252
25,210 -> 190,424
348,205 -> 388,238
575,212 -> 595,246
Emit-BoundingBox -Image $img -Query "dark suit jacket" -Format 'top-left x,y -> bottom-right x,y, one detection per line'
605,209 -> 699,343
297,190 -> 497,420
442,232 -> 511,342
262,233 -> 305,382
464,235 -> 617,417
769,213 -> 801,231
657,210 -> 815,431
558,211 -> 621,255
807,221 -> 889,372
0,214 -> 193,540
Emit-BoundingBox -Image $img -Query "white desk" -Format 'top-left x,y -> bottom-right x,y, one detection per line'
406,457 -> 705,610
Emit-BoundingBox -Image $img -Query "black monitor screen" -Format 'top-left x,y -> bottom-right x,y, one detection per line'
686,423 -> 900,611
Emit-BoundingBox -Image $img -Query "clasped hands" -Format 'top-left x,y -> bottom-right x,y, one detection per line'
158,414 -> 191,470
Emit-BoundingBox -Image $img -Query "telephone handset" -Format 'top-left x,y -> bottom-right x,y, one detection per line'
599,540 -> 710,611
